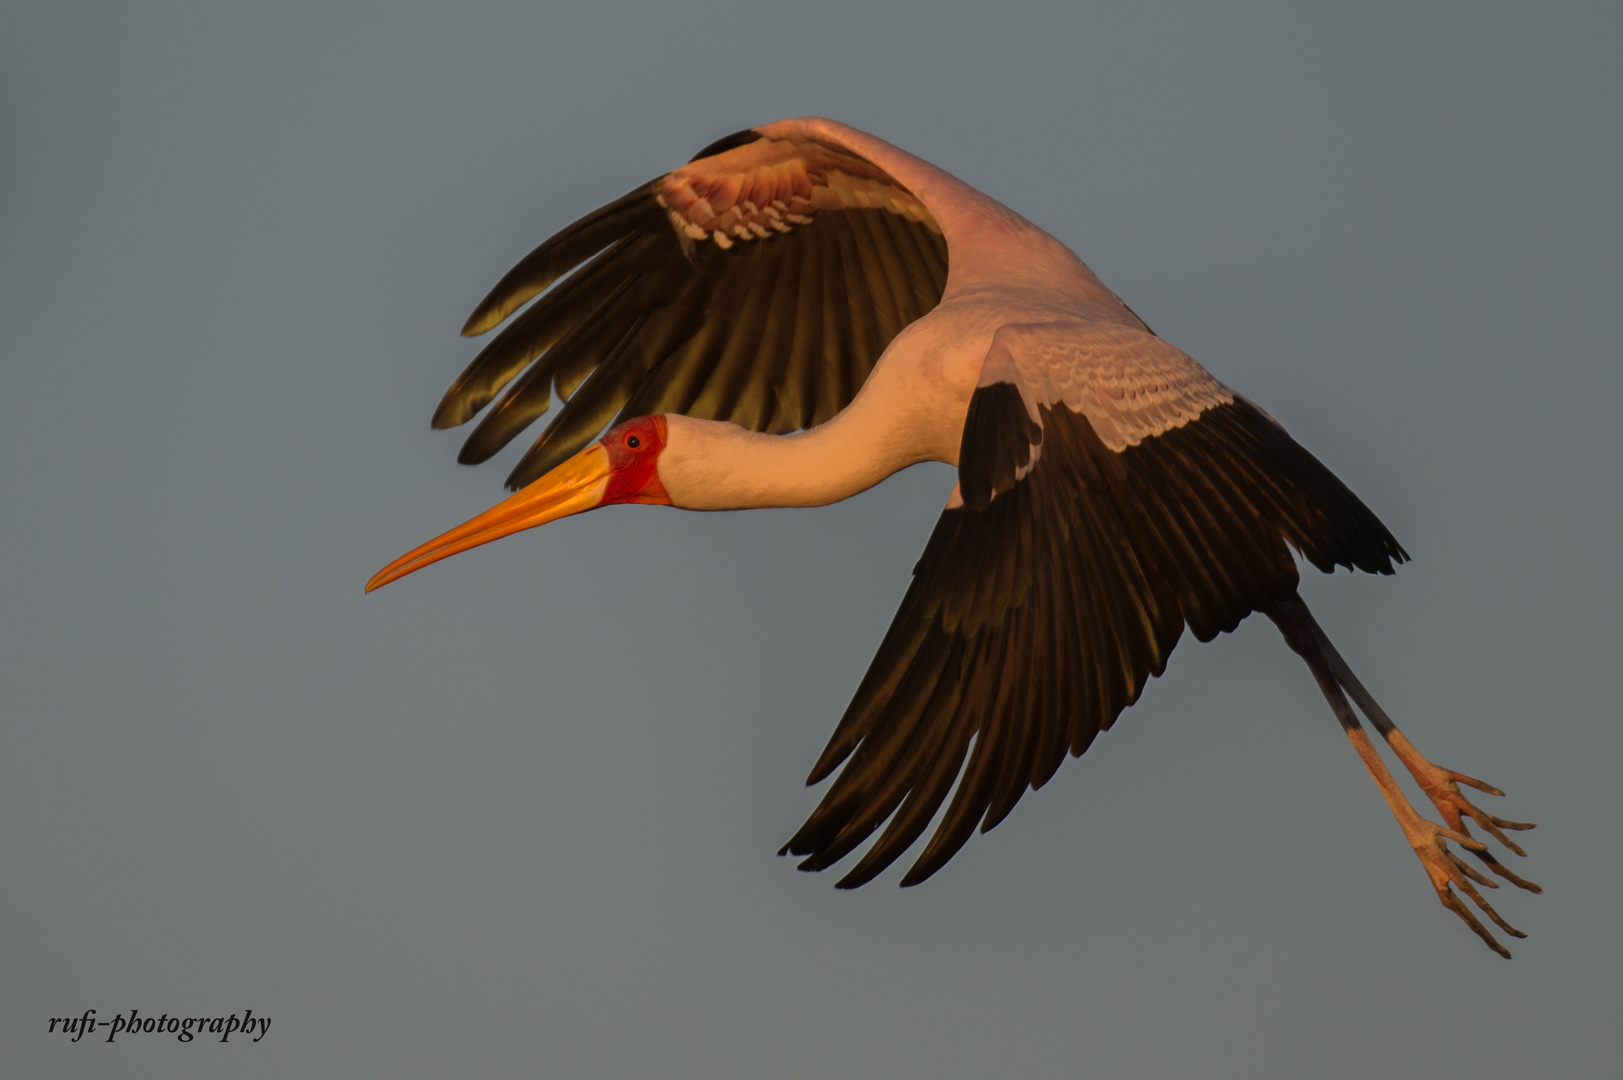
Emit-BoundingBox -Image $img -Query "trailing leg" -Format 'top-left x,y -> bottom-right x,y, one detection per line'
1265,594 -> 1533,957
1288,599 -> 1540,892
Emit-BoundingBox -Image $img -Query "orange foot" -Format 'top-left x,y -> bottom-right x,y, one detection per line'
1386,731 -> 1542,893
1393,801 -> 1526,958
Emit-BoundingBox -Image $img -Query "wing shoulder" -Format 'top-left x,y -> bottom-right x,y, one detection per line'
981,321 -> 1235,452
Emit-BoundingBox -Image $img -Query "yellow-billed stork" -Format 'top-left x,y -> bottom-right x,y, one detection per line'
367,118 -> 1538,955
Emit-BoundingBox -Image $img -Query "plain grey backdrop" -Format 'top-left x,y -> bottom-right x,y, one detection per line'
4,1 -> 1619,1076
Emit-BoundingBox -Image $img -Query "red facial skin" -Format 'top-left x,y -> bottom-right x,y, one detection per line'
600,415 -> 671,506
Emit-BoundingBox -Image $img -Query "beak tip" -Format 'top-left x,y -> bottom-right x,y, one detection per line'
366,443 -> 611,598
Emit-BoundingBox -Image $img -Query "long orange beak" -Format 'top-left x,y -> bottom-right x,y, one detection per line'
365,443 -> 612,593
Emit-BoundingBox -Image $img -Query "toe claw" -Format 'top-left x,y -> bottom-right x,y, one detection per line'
1469,812 -> 1533,856
1438,886 -> 1512,958
1488,830 -> 1527,858
1473,893 -> 1526,940
1449,874 -> 1524,948
1449,771 -> 1505,797
1471,848 -> 1544,894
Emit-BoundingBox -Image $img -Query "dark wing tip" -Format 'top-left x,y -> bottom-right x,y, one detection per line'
431,390 -> 474,430
454,129 -> 758,340
896,860 -> 945,889
833,864 -> 885,890
461,308 -> 498,339
804,745 -> 851,788
458,186 -> 664,340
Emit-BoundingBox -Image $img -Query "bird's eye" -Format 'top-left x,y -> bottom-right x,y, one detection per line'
627,435 -> 642,449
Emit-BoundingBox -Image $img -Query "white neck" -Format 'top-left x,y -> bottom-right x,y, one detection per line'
656,405 -> 943,511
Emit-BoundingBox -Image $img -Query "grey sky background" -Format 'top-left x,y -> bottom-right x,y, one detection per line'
3,1 -> 1619,1076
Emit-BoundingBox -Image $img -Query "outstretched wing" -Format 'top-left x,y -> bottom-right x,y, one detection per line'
783,322 -> 1408,888
435,129 -> 950,489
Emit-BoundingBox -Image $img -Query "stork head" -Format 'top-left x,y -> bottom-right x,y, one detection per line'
365,415 -> 671,593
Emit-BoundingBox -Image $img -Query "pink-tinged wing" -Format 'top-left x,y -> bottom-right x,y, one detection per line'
434,129 -> 949,490
784,322 -> 1408,888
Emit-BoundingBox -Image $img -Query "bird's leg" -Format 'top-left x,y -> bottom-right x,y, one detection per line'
1284,598 -> 1542,892
1265,596 -> 1528,957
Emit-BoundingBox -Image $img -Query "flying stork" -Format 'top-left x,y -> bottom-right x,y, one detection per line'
367,117 -> 1538,955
